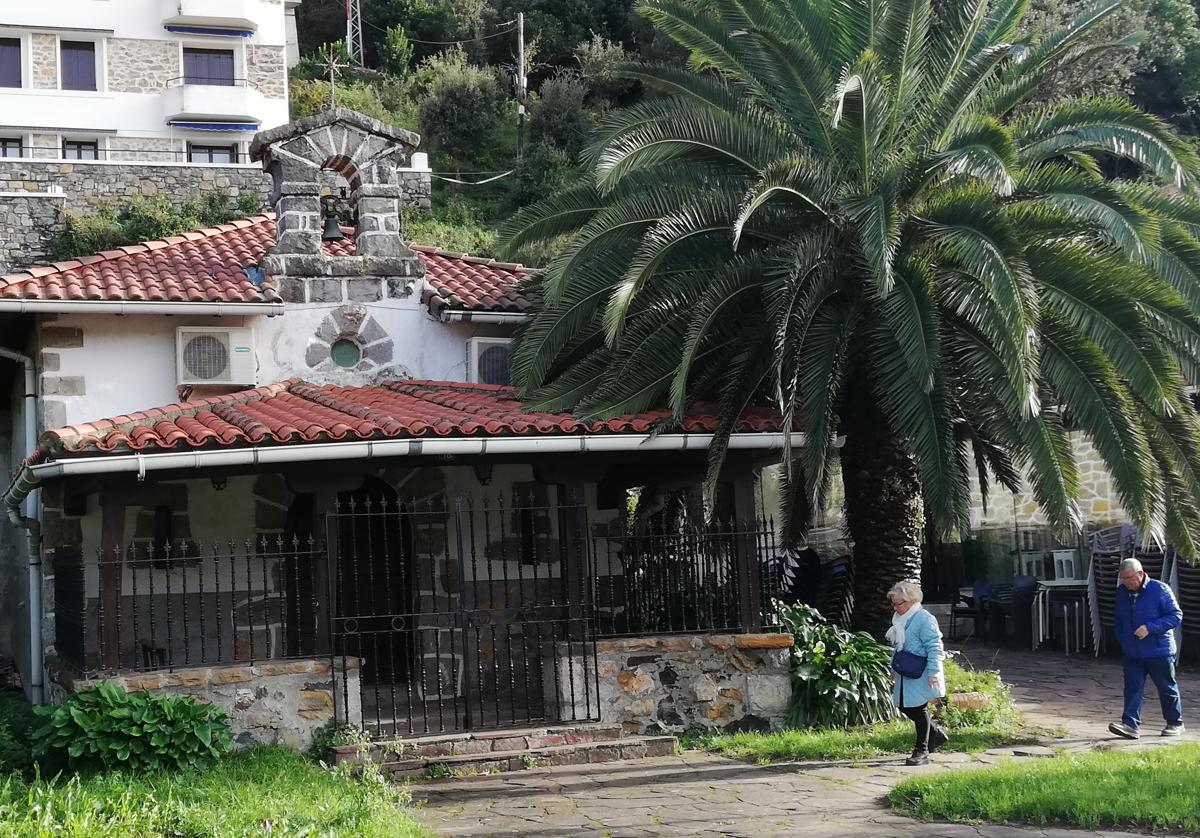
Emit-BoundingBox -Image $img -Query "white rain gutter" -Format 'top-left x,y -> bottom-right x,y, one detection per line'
3,431 -> 805,514
0,300 -> 285,316
0,348 -> 43,704
438,310 -> 531,325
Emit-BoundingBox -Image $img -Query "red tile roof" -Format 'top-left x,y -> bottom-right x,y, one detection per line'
42,379 -> 786,457
414,246 -> 532,313
0,216 -> 529,312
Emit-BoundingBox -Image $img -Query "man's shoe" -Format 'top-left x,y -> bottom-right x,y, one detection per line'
1108,722 -> 1140,740
1162,723 -> 1186,736
928,726 -> 949,753
905,750 -> 930,766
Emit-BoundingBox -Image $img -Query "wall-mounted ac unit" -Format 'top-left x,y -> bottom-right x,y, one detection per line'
176,327 -> 256,387
467,337 -> 512,386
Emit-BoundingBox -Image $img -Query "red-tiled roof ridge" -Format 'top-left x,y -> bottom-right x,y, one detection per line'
0,213 -> 276,289
408,243 -> 528,273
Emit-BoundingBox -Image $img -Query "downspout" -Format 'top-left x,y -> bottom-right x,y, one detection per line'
0,348 -> 42,704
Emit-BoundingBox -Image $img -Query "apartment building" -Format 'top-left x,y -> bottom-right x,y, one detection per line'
0,0 -> 300,164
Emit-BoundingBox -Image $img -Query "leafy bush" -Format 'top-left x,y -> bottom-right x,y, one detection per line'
528,74 -> 593,158
403,201 -> 499,255
779,601 -> 894,728
574,33 -> 634,104
934,655 -> 1021,729
47,193 -> 262,261
415,47 -> 509,166
33,682 -> 233,772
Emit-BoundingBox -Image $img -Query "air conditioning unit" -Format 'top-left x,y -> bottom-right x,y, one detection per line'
467,337 -> 512,386
176,327 -> 256,387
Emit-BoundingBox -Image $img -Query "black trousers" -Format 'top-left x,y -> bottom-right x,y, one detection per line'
900,703 -> 930,751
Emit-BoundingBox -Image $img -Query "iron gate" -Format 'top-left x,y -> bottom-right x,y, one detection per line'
326,490 -> 600,737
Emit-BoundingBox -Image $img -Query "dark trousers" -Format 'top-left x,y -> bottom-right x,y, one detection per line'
900,703 -> 930,751
1122,655 -> 1184,729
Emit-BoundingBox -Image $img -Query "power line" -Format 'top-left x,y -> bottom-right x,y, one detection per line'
360,16 -> 517,46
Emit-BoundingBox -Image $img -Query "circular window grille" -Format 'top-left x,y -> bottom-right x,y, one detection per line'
182,334 -> 230,381
330,338 -> 363,368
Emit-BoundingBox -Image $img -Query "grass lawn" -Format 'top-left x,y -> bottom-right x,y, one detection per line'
0,746 -> 433,838
686,656 -> 1041,763
682,717 -> 1036,762
889,743 -> 1200,832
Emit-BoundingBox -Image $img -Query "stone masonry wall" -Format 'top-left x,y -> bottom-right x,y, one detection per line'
247,45 -> 287,99
51,658 -> 363,750
967,432 -> 1126,530
0,159 -> 433,272
596,634 -> 793,734
0,193 -> 66,276
106,39 -> 181,93
31,34 -> 57,90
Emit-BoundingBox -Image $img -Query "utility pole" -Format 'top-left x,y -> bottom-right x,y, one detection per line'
516,12 -> 526,162
346,0 -> 364,67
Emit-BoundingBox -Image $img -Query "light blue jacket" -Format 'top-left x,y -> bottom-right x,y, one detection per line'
891,607 -> 946,708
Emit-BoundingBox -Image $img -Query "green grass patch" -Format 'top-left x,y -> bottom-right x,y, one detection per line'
682,718 -> 1034,763
0,746 -> 432,837
685,654 -> 1040,763
889,743 -> 1200,832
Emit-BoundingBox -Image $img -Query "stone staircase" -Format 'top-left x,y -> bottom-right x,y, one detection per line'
328,722 -> 675,779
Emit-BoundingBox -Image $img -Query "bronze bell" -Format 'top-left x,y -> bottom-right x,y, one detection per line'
321,213 -> 345,241
320,192 -> 345,241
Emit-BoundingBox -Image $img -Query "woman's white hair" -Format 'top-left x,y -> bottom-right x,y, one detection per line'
887,581 -> 924,604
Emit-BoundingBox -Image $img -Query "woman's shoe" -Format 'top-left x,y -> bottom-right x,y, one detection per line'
928,726 -> 949,752
905,750 -> 930,766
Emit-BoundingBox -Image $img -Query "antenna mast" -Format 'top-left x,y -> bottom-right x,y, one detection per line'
346,0 -> 364,67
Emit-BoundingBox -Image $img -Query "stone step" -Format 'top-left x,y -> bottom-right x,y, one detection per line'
381,735 -> 678,779
332,721 -> 623,762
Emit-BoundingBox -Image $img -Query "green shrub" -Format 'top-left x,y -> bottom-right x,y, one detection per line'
33,682 -> 233,772
47,193 -> 262,261
934,655 -> 1021,729
778,602 -> 894,729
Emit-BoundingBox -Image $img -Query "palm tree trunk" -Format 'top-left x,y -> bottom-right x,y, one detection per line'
840,389 -> 924,639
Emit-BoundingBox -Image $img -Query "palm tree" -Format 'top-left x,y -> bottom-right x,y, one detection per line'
500,0 -> 1200,635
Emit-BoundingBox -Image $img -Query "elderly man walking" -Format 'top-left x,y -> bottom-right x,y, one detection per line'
1109,558 -> 1185,739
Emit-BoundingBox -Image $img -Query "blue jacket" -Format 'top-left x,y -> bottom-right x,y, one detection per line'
891,607 -> 945,708
1114,577 -> 1182,659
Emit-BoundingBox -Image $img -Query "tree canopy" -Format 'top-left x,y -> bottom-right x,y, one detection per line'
500,0 -> 1200,562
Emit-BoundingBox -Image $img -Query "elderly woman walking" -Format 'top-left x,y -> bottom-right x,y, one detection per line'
886,581 -> 948,765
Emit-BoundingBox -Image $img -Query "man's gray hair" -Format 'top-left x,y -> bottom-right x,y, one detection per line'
887,580 -> 924,604
1119,558 -> 1144,574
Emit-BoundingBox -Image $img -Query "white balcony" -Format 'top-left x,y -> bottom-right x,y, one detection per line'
164,80 -> 258,124
161,0 -> 259,33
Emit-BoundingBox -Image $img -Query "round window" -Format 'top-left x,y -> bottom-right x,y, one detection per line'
330,338 -> 362,368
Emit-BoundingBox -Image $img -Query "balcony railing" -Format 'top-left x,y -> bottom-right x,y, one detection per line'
0,145 -> 254,164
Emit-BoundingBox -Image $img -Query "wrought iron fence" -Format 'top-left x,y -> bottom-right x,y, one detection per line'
54,500 -> 788,691
54,537 -> 323,675
592,518 -> 786,636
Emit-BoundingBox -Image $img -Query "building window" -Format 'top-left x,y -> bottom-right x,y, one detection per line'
0,138 -> 22,158
183,48 -> 235,86
0,38 -> 20,88
63,140 -> 98,160
187,143 -> 237,164
60,41 -> 97,91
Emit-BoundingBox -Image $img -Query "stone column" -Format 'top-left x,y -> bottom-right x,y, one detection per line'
355,184 -> 403,258
272,178 -> 322,255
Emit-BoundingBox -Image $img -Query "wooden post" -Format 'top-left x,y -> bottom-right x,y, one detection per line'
732,471 -> 762,633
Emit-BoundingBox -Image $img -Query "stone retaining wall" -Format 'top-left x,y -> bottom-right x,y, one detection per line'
0,159 -> 431,272
596,633 -> 793,734
51,657 -> 361,750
